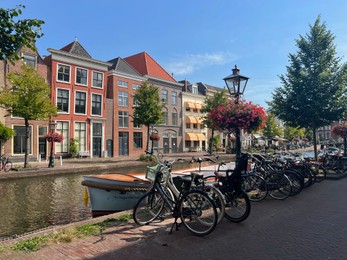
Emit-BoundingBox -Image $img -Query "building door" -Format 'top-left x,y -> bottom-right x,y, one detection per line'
39,137 -> 47,159
119,132 -> 129,156
171,138 -> 177,153
92,123 -> 102,157
163,137 -> 169,153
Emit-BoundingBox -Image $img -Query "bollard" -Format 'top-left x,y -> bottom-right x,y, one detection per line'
60,156 -> 63,166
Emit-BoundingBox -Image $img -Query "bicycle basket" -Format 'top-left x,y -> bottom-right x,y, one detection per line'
145,164 -> 161,182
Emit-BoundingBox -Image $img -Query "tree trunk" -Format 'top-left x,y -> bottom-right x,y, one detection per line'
209,128 -> 215,155
312,128 -> 318,161
24,118 -> 30,168
344,136 -> 347,157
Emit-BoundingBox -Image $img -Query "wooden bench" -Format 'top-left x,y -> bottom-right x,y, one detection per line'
78,151 -> 90,158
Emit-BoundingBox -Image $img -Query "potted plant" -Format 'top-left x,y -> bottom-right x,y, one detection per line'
150,133 -> 160,141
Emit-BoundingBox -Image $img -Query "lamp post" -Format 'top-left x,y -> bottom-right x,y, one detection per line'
48,121 -> 57,168
223,65 -> 249,164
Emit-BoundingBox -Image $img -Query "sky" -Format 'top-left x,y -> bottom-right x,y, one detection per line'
2,0 -> 347,108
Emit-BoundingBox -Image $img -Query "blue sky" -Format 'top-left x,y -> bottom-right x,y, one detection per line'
3,0 -> 347,108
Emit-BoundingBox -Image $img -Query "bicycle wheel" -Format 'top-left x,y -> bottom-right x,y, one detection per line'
204,184 -> 225,224
224,190 -> 251,222
179,190 -> 217,236
241,174 -> 268,202
4,162 -> 12,172
266,172 -> 292,200
288,165 -> 313,188
282,170 -> 303,196
133,189 -> 165,225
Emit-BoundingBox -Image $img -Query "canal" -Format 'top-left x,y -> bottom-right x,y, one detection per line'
0,162 -> 194,239
0,164 -> 152,239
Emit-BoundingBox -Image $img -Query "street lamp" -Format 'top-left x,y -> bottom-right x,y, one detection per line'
223,65 -> 249,163
48,121 -> 57,168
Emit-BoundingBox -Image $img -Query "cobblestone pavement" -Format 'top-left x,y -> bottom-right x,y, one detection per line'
1,172 -> 347,259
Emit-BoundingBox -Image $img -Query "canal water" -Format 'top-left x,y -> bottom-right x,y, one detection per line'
0,162 -> 193,239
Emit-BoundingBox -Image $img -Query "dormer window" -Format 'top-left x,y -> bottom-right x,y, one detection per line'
192,86 -> 198,94
23,54 -> 36,67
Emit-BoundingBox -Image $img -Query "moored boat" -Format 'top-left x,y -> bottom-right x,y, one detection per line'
81,173 -> 150,217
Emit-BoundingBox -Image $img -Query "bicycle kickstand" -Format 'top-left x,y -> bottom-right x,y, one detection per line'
169,217 -> 180,234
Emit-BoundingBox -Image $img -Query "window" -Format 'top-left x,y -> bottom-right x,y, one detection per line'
92,71 -> 103,88
132,84 -> 140,90
92,94 -> 102,116
133,114 -> 141,128
133,96 -> 139,107
23,54 -> 36,67
57,89 -> 69,113
118,91 -> 128,107
13,126 -> 32,154
75,91 -> 86,114
172,111 -> 178,126
56,121 -> 69,153
118,111 -> 128,128
57,64 -> 70,82
193,123 -> 198,129
186,123 -> 191,129
118,80 -> 128,88
76,68 -> 88,85
161,111 -> 168,125
134,132 -> 143,149
161,89 -> 168,103
192,85 -> 198,94
75,122 -> 86,151
171,92 -> 177,105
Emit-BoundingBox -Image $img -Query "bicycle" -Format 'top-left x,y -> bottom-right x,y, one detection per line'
133,152 -> 218,236
0,155 -> 12,172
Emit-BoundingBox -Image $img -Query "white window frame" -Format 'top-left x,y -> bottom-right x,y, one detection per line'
75,67 -> 88,86
92,71 -> 103,89
74,121 -> 87,152
57,63 -> 71,83
118,91 -> 129,107
22,54 -> 36,68
56,88 -> 70,114
74,90 -> 87,115
118,80 -> 128,88
91,93 -> 102,116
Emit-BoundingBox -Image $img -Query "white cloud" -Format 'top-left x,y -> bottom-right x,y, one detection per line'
166,52 -> 238,76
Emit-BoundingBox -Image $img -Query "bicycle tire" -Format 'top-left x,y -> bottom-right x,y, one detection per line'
288,165 -> 313,188
223,190 -> 251,222
204,184 -> 225,224
4,162 -> 12,172
266,172 -> 292,200
179,190 -> 218,237
282,170 -> 303,196
308,163 -> 327,182
133,189 -> 165,225
241,174 -> 268,202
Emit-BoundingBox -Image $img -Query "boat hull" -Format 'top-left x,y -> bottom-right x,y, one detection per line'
81,173 -> 150,217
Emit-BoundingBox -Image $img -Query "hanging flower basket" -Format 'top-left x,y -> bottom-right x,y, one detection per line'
208,100 -> 267,133
150,133 -> 160,141
331,123 -> 347,138
45,132 -> 64,142
302,137 -> 308,142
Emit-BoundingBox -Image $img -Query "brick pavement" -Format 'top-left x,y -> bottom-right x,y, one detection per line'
1,174 -> 347,259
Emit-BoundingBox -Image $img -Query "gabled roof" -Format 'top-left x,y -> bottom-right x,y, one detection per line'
60,39 -> 92,59
108,57 -> 142,77
124,51 -> 176,82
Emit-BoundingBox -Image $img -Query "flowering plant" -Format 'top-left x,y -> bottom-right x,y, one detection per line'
208,100 -> 267,133
150,133 -> 160,141
331,123 -> 347,138
45,132 -> 64,142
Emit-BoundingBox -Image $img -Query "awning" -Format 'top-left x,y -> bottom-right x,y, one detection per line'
185,133 -> 199,141
195,103 -> 202,110
186,116 -> 198,124
186,102 -> 196,109
196,133 -> 206,140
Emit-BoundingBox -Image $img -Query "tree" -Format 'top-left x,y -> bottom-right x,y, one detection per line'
133,82 -> 164,152
269,16 -> 347,160
263,113 -> 283,139
0,5 -> 44,63
201,89 -> 228,155
0,121 -> 15,149
0,64 -> 57,167
283,125 -> 305,140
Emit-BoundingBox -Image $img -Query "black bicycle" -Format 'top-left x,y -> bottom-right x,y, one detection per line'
133,155 -> 218,237
0,155 -> 12,172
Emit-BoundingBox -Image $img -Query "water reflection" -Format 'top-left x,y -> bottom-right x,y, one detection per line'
0,162 -> 192,238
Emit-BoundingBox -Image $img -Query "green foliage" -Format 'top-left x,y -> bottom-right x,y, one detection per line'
69,138 -> 79,157
0,64 -> 57,120
284,125 -> 305,140
263,113 -> 283,138
0,121 -> 15,141
133,82 -> 164,127
0,5 -> 44,63
11,236 -> 48,252
210,135 -> 220,150
270,16 -> 347,130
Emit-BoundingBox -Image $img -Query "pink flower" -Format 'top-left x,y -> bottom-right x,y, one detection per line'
45,132 -> 64,142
